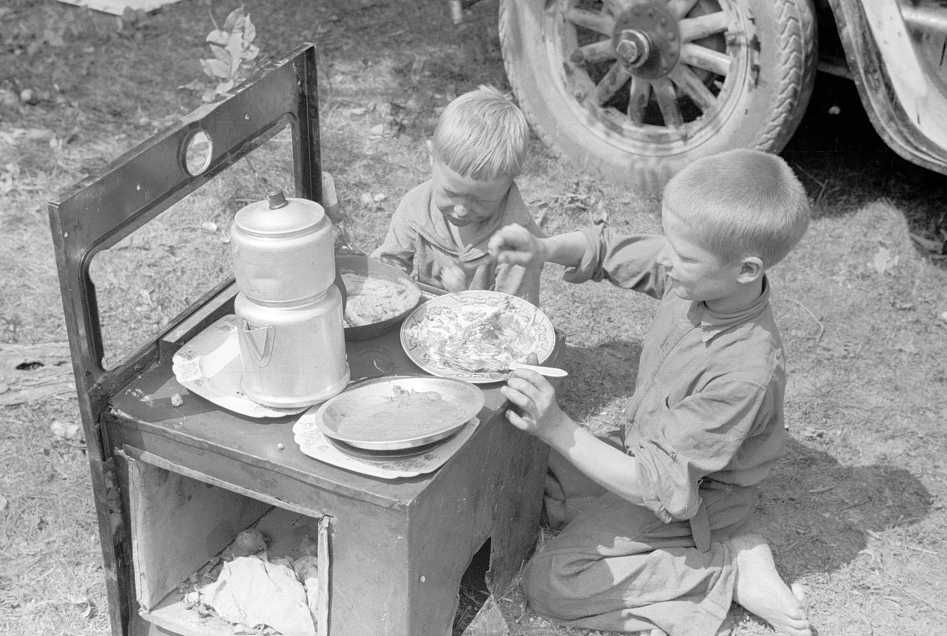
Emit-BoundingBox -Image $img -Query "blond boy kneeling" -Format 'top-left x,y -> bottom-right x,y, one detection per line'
489,149 -> 812,636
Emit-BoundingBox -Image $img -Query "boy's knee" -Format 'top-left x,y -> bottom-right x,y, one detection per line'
523,551 -> 562,616
523,549 -> 592,618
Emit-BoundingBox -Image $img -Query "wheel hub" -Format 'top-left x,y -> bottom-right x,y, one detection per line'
612,0 -> 680,79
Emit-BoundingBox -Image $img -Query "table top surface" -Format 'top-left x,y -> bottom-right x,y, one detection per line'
109,322 -> 516,508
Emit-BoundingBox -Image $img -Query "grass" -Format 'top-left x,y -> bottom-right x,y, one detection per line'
2,0 -> 947,635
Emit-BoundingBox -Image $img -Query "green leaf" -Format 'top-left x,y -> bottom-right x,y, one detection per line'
223,7 -> 244,31
226,32 -> 245,73
200,58 -> 232,80
206,29 -> 229,46
244,18 -> 255,44
210,43 -> 230,65
226,30 -> 244,54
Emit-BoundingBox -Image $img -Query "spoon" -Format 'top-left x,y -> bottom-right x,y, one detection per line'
507,361 -> 568,378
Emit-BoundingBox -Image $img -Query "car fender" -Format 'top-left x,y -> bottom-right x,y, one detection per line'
827,0 -> 947,174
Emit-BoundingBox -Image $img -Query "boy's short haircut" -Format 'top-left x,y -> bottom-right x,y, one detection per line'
432,85 -> 529,181
663,149 -> 810,268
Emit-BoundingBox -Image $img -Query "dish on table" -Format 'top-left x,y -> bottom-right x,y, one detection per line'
312,375 -> 484,451
400,290 -> 556,383
336,253 -> 422,340
171,314 -> 307,419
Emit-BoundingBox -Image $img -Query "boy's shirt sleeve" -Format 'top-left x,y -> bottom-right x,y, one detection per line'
370,186 -> 424,273
491,185 -> 545,304
626,377 -> 778,522
563,224 -> 668,300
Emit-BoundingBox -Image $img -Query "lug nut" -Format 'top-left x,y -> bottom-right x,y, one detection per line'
616,30 -> 652,68
616,40 -> 640,64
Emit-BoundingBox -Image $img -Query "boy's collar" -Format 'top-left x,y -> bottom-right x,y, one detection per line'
689,277 -> 771,342
414,181 -> 511,257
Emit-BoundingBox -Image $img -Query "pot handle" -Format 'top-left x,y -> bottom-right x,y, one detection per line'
334,269 -> 347,312
238,321 -> 274,367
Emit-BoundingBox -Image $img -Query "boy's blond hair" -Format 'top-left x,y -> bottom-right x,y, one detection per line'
431,85 -> 529,181
663,149 -> 810,268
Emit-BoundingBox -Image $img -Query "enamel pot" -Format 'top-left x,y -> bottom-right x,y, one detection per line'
231,191 -> 337,304
231,190 -> 349,408
235,287 -> 350,408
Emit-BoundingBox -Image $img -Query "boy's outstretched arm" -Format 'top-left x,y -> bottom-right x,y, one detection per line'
502,368 -> 654,510
488,225 -> 589,268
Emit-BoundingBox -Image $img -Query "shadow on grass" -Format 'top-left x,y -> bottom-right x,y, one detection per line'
757,437 -> 934,581
555,339 -> 643,423
783,73 -> 947,231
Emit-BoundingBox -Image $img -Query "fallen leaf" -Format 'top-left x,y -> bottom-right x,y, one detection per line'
50,419 -> 81,441
870,247 -> 898,275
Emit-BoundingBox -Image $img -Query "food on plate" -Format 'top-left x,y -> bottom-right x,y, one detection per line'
341,272 -> 420,327
404,300 -> 537,373
323,384 -> 469,442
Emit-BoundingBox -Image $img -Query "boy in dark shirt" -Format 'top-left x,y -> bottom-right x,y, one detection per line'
488,149 -> 812,636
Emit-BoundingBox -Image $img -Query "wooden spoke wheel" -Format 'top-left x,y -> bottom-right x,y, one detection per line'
499,0 -> 817,193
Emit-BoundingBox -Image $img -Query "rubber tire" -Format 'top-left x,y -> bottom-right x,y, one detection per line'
499,0 -> 818,194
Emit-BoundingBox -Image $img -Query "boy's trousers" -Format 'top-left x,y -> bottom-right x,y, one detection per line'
526,450 -> 757,636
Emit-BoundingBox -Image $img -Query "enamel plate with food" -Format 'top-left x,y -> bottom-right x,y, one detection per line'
336,254 -> 422,340
313,376 -> 485,451
341,272 -> 420,326
400,290 -> 556,383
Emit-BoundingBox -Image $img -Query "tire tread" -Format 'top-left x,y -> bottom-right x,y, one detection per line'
752,0 -> 818,152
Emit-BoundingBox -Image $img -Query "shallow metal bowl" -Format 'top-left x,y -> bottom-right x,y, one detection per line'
312,375 -> 484,451
336,253 -> 422,341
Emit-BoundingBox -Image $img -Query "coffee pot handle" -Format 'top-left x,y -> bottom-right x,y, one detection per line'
334,269 -> 347,311
238,321 -> 274,367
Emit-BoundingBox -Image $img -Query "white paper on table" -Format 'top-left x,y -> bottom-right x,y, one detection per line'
171,314 -> 306,419
293,413 -> 480,479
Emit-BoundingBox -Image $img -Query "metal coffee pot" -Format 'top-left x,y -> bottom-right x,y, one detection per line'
230,191 -> 349,408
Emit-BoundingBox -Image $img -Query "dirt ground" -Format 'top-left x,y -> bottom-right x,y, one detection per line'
2,0 -> 947,635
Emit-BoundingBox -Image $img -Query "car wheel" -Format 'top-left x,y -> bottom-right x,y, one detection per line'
499,0 -> 817,193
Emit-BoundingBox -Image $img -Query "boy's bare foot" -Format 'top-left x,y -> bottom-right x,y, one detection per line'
730,533 -> 812,636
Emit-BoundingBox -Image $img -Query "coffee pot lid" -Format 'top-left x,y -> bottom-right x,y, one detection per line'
233,191 -> 330,237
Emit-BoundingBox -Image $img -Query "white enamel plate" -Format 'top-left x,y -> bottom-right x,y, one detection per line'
400,290 -> 556,383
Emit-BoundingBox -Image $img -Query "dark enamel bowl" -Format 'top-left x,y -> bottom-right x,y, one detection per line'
336,253 -> 422,341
